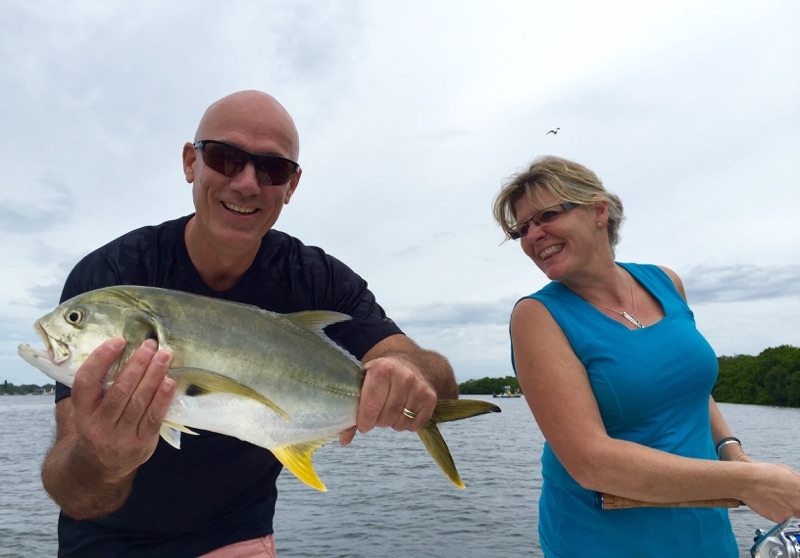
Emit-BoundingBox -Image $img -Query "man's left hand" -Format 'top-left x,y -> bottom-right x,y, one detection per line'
339,355 -> 437,446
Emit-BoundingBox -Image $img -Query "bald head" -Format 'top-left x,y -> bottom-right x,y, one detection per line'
195,90 -> 300,161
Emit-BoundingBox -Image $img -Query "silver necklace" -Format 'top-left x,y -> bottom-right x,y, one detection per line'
589,269 -> 644,329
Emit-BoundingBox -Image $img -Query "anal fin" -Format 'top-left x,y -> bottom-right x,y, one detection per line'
272,440 -> 329,492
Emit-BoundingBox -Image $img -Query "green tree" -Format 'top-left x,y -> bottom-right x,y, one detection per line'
713,345 -> 800,408
463,345 -> 800,407
0,382 -> 55,395
459,376 -> 520,395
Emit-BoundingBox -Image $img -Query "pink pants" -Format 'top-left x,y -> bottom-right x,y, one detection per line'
199,535 -> 276,557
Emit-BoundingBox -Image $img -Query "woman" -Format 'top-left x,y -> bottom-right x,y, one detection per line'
491,155 -> 800,557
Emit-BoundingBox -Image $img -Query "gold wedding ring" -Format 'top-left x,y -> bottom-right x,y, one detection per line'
402,407 -> 417,420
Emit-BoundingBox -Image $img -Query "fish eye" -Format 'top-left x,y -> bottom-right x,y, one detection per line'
65,309 -> 84,325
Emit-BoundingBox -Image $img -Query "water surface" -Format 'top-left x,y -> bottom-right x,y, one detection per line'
1,395 -> 796,557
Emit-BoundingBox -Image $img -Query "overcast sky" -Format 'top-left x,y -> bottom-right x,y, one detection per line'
2,0 -> 798,386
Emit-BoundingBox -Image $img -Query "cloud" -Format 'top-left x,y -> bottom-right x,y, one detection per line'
684,264 -> 800,304
0,179 -> 74,234
1,1 -> 798,388
394,297 -> 517,330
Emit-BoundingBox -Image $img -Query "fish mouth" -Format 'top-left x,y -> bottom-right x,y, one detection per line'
18,343 -> 55,366
34,321 -> 71,364
17,343 -> 75,386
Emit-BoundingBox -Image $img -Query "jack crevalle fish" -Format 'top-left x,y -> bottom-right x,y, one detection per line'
18,286 -> 500,490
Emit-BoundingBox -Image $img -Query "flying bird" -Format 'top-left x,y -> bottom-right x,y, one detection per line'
546,127 -> 560,135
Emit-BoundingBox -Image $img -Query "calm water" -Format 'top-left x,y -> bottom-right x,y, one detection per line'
1,395 -> 798,557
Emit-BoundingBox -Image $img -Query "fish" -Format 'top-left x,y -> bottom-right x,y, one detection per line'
17,285 -> 500,491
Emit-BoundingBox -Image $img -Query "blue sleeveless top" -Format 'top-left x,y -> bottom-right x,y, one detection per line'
514,263 -> 738,558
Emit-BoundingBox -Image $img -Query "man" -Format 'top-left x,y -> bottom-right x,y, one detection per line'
41,90 -> 458,557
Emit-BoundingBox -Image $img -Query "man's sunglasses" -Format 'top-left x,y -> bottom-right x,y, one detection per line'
193,140 -> 300,186
508,202 -> 578,240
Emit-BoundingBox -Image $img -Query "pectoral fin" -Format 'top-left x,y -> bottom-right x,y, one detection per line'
272,441 -> 329,492
169,367 -> 290,421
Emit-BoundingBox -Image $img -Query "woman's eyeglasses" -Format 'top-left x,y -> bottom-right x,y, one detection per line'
508,202 -> 578,240
193,140 -> 300,186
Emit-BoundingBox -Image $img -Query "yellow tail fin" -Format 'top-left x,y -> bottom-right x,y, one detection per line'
418,399 -> 501,488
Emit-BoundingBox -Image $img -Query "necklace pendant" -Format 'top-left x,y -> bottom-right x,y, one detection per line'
621,311 -> 644,329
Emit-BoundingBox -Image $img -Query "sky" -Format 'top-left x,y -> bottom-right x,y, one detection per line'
1,0 -> 798,386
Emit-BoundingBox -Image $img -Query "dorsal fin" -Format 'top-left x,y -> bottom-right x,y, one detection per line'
286,310 -> 363,369
286,310 -> 352,333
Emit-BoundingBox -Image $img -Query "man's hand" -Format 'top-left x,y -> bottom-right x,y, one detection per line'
339,355 -> 437,446
338,334 -> 456,446
42,336 -> 176,519
71,336 -> 176,481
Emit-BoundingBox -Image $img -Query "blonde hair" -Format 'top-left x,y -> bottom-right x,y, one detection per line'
492,155 -> 625,251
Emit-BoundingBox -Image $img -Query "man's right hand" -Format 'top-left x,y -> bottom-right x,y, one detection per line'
71,337 -> 175,482
41,337 -> 175,519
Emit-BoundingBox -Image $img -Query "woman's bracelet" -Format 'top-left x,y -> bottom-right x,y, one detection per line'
715,437 -> 742,460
